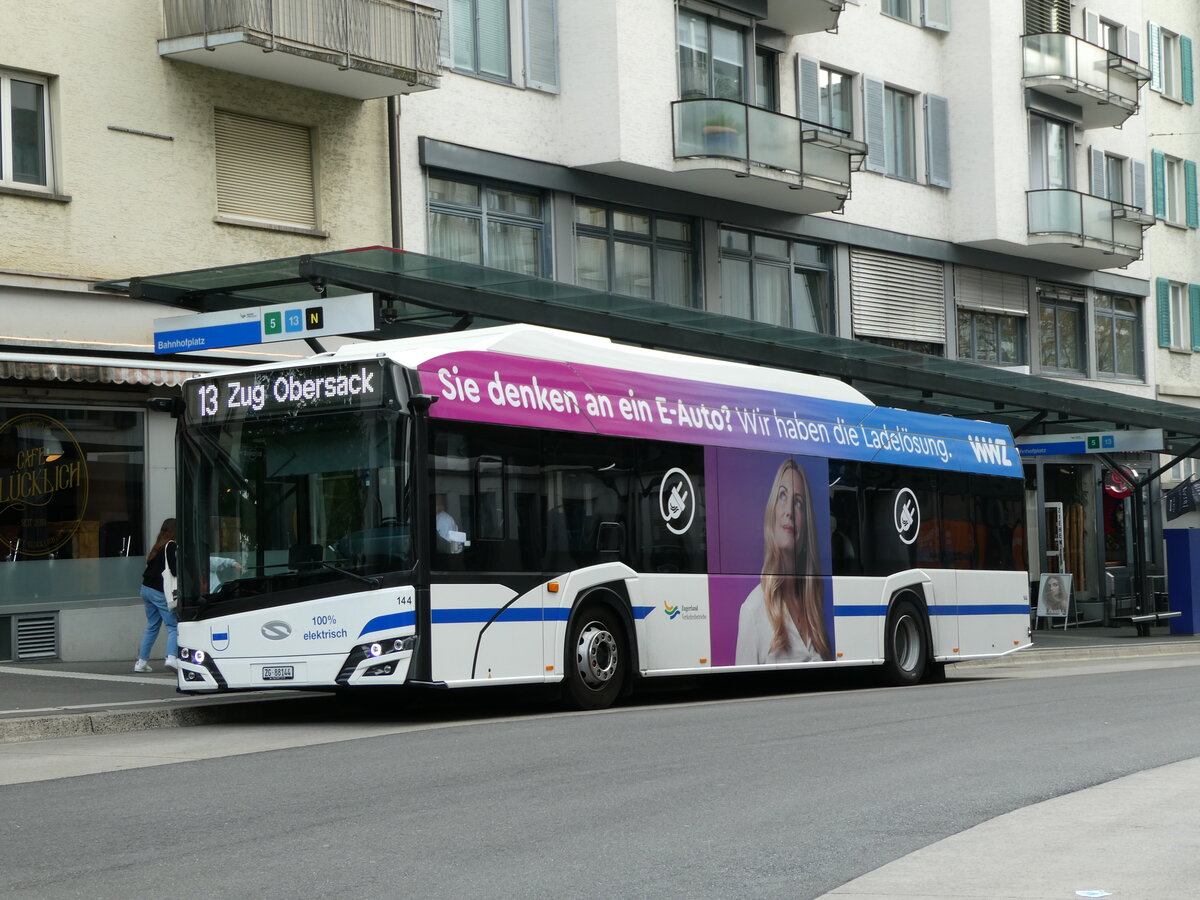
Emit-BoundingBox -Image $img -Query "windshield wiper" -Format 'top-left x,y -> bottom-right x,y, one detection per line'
319,561 -> 381,588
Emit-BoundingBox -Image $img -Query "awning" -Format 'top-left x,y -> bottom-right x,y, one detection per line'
0,353 -> 220,388
94,247 -> 1200,462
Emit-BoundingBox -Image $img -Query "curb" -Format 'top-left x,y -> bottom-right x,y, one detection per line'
952,641 -> 1200,668
0,694 -> 324,746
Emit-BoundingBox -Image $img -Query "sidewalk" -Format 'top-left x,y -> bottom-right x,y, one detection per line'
2,622 -> 1200,745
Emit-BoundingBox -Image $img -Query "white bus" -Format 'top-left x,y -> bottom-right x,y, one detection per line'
174,324 -> 1030,708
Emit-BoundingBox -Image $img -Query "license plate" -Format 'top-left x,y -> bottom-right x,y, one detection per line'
261,665 -> 295,681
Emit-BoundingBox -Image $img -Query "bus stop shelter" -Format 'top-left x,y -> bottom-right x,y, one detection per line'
96,246 -> 1200,627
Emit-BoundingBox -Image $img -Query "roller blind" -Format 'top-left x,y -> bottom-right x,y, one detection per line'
954,267 -> 1029,316
851,249 -> 945,342
214,110 -> 316,229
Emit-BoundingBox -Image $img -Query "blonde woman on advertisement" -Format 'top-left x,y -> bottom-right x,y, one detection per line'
735,459 -> 832,664
134,517 -> 179,673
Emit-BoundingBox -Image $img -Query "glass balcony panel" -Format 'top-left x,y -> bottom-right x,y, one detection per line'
1080,194 -> 1112,243
803,143 -> 851,183
1076,40 -> 1110,87
747,106 -> 800,171
1023,33 -> 1072,78
675,99 -> 747,159
1112,215 -> 1142,249
1028,190 -> 1082,235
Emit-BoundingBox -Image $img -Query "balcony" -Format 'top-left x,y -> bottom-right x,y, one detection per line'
671,100 -> 866,215
759,0 -> 845,35
159,0 -> 440,99
1025,189 -> 1153,268
1022,33 -> 1150,129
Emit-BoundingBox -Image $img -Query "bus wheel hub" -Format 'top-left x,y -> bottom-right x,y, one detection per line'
576,622 -> 617,689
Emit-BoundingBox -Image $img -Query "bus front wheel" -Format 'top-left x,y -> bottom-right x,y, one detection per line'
565,604 -> 627,710
882,598 -> 929,686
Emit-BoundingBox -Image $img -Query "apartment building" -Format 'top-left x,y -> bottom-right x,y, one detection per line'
1,0 -> 1197,658
0,0 -> 439,659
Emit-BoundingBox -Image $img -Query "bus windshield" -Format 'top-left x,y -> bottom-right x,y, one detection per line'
178,408 -> 411,616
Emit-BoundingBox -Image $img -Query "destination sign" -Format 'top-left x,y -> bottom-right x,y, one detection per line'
185,360 -> 393,424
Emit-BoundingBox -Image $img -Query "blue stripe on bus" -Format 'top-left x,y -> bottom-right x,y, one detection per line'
833,604 -> 1030,617
359,603 -> 656,636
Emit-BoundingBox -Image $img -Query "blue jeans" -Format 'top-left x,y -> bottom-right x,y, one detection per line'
138,585 -> 178,661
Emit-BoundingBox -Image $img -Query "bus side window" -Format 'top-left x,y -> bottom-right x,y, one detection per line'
829,465 -> 861,576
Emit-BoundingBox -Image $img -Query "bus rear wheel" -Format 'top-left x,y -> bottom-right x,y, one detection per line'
565,604 -> 627,710
882,598 -> 929,686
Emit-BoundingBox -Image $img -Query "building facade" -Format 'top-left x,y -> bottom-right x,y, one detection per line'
1,0 -> 1197,659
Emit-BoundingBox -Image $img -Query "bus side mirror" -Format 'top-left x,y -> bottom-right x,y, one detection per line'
596,521 -> 624,554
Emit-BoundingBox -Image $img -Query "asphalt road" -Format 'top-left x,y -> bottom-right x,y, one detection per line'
3,657 -> 1200,899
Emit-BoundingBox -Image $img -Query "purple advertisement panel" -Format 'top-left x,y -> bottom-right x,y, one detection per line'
417,351 -> 1020,478
706,448 -> 834,668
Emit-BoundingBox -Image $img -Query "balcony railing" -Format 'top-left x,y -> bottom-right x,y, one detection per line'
1022,33 -> 1150,129
672,99 -> 865,202
161,0 -> 440,98
1027,189 -> 1151,264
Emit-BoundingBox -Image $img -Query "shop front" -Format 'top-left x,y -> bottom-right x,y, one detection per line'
0,382 -> 182,661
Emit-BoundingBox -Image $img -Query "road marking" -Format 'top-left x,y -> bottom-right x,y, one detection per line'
0,664 -> 168,687
0,697 -> 198,716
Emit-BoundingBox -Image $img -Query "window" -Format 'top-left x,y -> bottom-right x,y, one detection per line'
819,66 -> 852,132
797,59 -> 854,133
1149,22 -> 1194,103
1094,292 -> 1142,378
214,110 -> 316,230
884,86 -> 916,180
954,267 -> 1028,364
574,202 -> 696,306
1029,114 -> 1072,190
863,80 -> 917,179
428,174 -> 546,276
958,311 -> 1026,365
1039,293 -> 1085,372
678,9 -> 746,101
1104,154 -> 1124,200
0,69 -> 51,190
450,0 -> 511,80
0,406 -> 146,604
754,47 -> 778,111
1152,150 -> 1198,227
1156,279 -> 1196,351
882,0 -> 913,24
719,230 -> 833,333
882,0 -> 949,30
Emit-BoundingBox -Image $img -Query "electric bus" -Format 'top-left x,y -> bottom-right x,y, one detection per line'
174,324 -> 1030,708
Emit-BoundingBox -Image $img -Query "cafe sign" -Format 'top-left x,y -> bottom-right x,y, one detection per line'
0,413 -> 89,558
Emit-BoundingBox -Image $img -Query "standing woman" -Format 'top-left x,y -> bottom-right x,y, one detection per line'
135,517 -> 179,673
735,459 -> 832,664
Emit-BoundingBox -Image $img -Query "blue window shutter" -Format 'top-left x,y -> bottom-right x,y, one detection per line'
924,93 -> 950,187
797,56 -> 820,123
523,0 -> 558,93
1158,278 -> 1172,347
1149,21 -> 1163,92
1187,159 -> 1199,228
1152,150 -> 1166,219
1191,284 -> 1200,351
1183,35 -> 1195,104
863,77 -> 886,173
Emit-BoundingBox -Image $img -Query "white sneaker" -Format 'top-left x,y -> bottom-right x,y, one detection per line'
133,659 -> 152,673
164,656 -> 179,670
